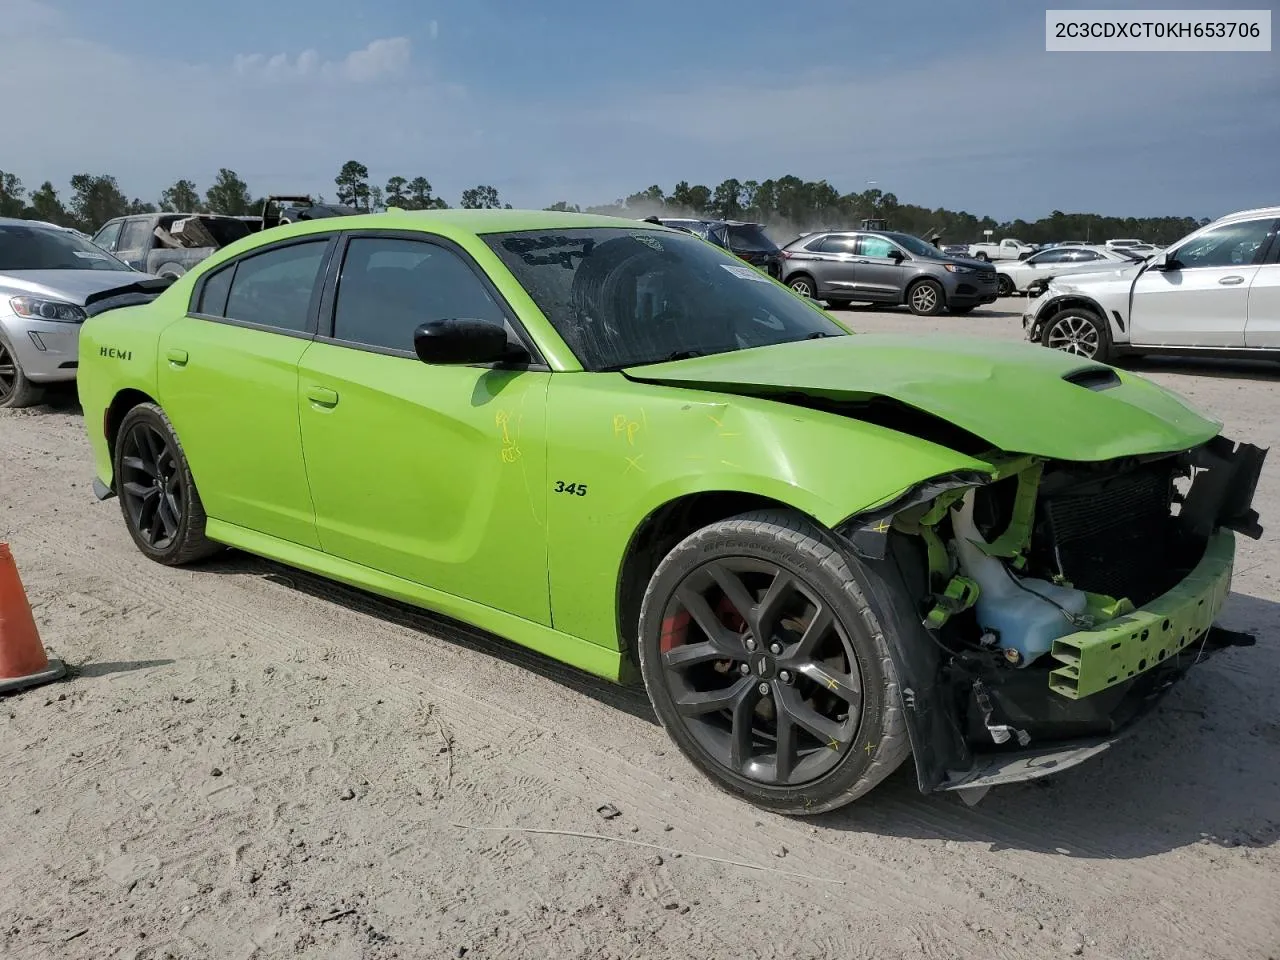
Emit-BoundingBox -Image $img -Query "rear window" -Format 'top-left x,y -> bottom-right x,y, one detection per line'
726,224 -> 778,254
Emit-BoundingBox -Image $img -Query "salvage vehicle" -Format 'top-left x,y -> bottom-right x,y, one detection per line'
651,218 -> 782,278
93,213 -> 254,279
1024,206 -> 1280,362
260,195 -> 360,230
995,245 -> 1141,297
76,210 -> 1265,814
967,237 -> 1036,262
780,229 -> 998,315
0,218 -> 168,408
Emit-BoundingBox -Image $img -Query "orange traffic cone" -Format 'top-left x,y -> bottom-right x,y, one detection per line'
0,543 -> 66,695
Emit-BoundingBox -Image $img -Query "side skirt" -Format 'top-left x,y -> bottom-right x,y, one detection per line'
204,518 -> 627,684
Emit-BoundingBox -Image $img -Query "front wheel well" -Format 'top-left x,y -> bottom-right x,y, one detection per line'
615,492 -> 814,675
105,388 -> 159,464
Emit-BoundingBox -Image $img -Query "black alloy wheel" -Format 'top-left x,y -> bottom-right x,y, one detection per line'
658,556 -> 864,786
113,403 -> 219,565
119,420 -> 185,551
638,511 -> 910,815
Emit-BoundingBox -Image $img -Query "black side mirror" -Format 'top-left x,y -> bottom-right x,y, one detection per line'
888,250 -> 905,262
413,319 -> 529,366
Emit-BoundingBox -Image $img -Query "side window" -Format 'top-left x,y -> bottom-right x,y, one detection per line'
1071,250 -> 1104,261
857,236 -> 897,258
117,219 -> 153,252
1172,219 -> 1274,269
195,263 -> 235,316
817,235 -> 856,254
223,241 -> 329,332
1032,250 -> 1068,264
93,221 -> 123,252
332,237 -> 508,352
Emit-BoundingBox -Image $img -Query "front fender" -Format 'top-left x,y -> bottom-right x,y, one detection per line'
544,375 -> 992,650
1027,291 -> 1119,343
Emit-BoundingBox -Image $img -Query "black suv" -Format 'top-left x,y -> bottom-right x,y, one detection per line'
649,218 -> 782,278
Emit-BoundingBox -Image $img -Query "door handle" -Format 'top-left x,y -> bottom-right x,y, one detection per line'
306,386 -> 339,408
166,348 -> 188,367
1218,276 -> 1245,285
856,259 -> 871,264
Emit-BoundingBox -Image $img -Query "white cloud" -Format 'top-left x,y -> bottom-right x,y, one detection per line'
231,37 -> 411,83
428,20 -> 440,41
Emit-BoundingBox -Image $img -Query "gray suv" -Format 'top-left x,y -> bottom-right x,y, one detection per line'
779,230 -> 999,315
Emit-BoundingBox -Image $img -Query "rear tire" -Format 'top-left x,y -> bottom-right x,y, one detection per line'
787,275 -> 816,299
637,509 -> 910,816
973,252 -> 989,262
114,403 -> 221,565
906,279 -> 945,317
0,331 -> 45,409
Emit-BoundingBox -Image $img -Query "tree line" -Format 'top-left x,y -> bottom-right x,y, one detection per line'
1,163 -> 1207,245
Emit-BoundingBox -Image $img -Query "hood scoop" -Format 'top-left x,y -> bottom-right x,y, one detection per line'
1061,366 -> 1121,391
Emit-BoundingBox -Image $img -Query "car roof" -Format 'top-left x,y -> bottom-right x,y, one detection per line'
0,217 -> 67,230
217,209 -> 684,247
1209,205 -> 1280,225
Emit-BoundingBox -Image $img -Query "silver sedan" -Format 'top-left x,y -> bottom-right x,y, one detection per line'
995,245 -> 1141,296
0,218 -> 152,408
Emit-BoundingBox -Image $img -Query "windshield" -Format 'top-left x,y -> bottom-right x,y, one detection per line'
726,224 -> 778,254
484,227 -> 847,370
889,233 -> 949,259
0,223 -> 133,272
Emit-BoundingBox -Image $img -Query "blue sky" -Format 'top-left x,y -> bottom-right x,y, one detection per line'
3,0 -> 1276,221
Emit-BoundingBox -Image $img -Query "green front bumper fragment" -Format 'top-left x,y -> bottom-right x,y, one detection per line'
1049,530 -> 1235,700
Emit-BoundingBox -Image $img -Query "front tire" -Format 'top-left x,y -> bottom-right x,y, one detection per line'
637,510 -> 910,816
114,403 -> 220,565
0,332 -> 45,409
1041,306 -> 1112,362
906,279 -> 944,317
996,274 -> 1015,298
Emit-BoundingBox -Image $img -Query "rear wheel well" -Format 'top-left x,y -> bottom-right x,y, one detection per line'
106,388 -> 158,464
615,492 -> 809,676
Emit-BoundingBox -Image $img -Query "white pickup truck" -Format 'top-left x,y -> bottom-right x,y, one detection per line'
967,238 -> 1036,262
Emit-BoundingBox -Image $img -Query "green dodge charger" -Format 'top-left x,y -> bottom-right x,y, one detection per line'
77,210 -> 1266,814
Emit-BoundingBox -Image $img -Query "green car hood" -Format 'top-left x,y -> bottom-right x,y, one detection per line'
623,334 -> 1220,461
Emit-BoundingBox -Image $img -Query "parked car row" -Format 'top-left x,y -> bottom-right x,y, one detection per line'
995,244 -> 1144,296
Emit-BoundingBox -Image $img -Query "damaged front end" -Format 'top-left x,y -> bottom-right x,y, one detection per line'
836,434 -> 1267,800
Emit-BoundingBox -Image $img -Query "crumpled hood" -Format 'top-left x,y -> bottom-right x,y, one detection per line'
0,269 -> 152,305
623,334 -> 1220,462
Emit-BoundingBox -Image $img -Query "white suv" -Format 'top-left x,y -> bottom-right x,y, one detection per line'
1023,207 -> 1280,363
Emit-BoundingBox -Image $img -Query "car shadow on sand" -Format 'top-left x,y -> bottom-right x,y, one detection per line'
0,383 -> 82,416
817,590 -> 1280,859
1122,355 -> 1280,382
196,551 -> 658,724
201,548 -> 1279,860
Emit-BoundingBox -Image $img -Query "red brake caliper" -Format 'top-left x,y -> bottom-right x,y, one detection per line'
660,596 -> 746,654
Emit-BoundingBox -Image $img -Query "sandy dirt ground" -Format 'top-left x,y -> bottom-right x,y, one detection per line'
2,300 -> 1278,960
